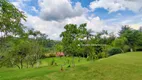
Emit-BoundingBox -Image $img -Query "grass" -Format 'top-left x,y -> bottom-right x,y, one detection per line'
0,57 -> 88,80
0,52 -> 142,80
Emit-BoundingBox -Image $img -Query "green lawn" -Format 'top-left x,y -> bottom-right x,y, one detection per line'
0,52 -> 142,80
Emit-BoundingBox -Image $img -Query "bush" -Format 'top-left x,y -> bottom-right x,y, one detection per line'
98,52 -> 108,58
40,54 -> 47,59
136,46 -> 142,51
87,53 -> 98,61
123,45 -> 130,52
49,53 -> 56,57
108,48 -> 122,56
45,53 -> 56,58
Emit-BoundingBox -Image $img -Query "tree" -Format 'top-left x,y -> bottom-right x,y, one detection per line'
0,0 -> 26,53
0,1 -> 46,69
0,38 -> 43,69
119,25 -> 130,35
0,0 -> 26,38
112,37 -> 128,52
60,24 -> 78,56
60,24 -> 88,67
119,25 -> 141,52
55,42 -> 63,52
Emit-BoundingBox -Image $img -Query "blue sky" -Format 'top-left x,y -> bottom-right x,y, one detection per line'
9,0 -> 142,40
9,0 -> 138,19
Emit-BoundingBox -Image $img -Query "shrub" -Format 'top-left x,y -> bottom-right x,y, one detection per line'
87,53 -> 98,61
49,53 -> 56,57
108,47 -> 122,56
123,45 -> 130,52
45,53 -> 56,58
40,54 -> 47,59
98,52 -> 108,58
136,46 -> 142,51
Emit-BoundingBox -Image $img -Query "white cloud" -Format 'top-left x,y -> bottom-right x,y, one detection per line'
23,15 -> 65,40
31,6 -> 38,13
12,0 -> 117,40
23,14 -> 121,40
130,24 -> 142,30
11,0 -> 142,40
103,14 -> 142,31
11,0 -> 30,11
90,0 -> 142,13
38,0 -> 87,21
11,2 -> 23,9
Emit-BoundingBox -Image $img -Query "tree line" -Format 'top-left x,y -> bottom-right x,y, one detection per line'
58,24 -> 142,61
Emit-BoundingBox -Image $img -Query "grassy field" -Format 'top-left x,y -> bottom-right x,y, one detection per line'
0,52 -> 142,80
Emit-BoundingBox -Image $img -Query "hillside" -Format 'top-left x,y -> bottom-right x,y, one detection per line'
0,52 -> 142,80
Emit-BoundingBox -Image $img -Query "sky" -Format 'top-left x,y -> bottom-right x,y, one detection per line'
9,0 -> 142,40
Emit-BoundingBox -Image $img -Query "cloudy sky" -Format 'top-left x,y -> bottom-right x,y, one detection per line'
9,0 -> 142,40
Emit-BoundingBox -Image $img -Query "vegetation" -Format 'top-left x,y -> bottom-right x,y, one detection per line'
0,52 -> 142,80
108,47 -> 122,56
0,1 -> 142,80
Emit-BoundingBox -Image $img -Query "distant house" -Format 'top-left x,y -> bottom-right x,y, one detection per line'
56,52 -> 64,57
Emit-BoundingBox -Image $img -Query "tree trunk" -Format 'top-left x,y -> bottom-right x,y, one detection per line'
121,48 -> 124,53
26,62 -> 29,68
15,64 -> 20,69
36,60 -> 40,68
72,56 -> 75,67
20,60 -> 23,69
31,62 -> 34,68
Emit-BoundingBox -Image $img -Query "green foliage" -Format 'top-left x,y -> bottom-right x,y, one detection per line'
0,0 -> 26,37
0,38 -> 43,68
87,52 -> 108,61
119,25 -> 142,51
112,37 -> 128,52
60,24 -> 78,56
98,52 -> 108,58
108,47 -> 122,56
55,43 -> 63,52
87,53 -> 98,61
48,53 -> 56,58
112,37 -> 127,48
60,23 -> 111,59
123,45 -> 130,52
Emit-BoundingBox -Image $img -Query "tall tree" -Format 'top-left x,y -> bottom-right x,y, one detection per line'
0,0 -> 26,37
119,25 -> 141,52
0,0 -> 26,48
60,24 -> 78,56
